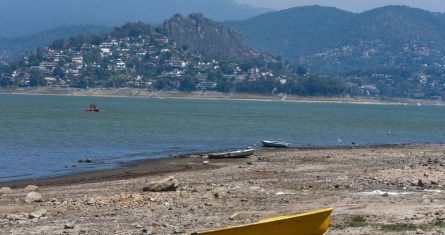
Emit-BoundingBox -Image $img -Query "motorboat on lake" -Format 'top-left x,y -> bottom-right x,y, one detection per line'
262,140 -> 291,148
85,104 -> 100,112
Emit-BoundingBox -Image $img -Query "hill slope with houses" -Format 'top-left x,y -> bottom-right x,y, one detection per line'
0,14 -> 347,97
230,5 -> 445,99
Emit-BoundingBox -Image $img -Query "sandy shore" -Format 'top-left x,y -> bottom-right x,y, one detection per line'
2,144 -> 445,234
1,87 -> 443,106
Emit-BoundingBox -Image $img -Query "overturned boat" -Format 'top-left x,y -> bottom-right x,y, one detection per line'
191,208 -> 333,235
208,148 -> 254,159
262,140 -> 291,148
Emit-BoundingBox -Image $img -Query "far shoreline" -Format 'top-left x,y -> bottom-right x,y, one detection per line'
1,87 -> 443,106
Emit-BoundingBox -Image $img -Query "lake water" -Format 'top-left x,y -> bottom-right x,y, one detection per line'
1,94 -> 445,182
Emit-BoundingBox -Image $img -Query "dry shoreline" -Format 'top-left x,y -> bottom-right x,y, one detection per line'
0,144 -> 407,188
1,87 -> 443,106
2,144 -> 445,234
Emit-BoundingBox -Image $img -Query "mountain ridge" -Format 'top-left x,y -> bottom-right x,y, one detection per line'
230,5 -> 445,98
0,0 -> 271,37
0,25 -> 112,61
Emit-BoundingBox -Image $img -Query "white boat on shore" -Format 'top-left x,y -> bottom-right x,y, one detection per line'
208,148 -> 255,159
262,140 -> 291,148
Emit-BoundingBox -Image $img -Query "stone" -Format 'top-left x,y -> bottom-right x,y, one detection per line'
203,161 -> 209,165
143,176 -> 179,192
86,197 -> 96,205
131,223 -> 143,229
25,192 -> 43,203
417,179 -> 425,188
6,213 -> 28,221
416,228 -> 424,234
28,209 -> 47,219
0,187 -> 12,194
64,221 -> 76,229
229,212 -> 249,220
141,228 -> 153,235
24,185 -> 39,192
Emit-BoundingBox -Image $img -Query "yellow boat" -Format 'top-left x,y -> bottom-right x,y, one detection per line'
191,208 -> 333,235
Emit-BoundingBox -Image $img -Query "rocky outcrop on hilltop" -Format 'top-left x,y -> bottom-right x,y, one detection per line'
163,14 -> 252,59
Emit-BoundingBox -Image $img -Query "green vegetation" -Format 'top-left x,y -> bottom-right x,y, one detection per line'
0,15 -> 348,97
334,216 -> 445,232
379,220 -> 445,232
380,223 -> 420,232
345,216 -> 368,228
333,215 -> 368,229
230,5 -> 445,99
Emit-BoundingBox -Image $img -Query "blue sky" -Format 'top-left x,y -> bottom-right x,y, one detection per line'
235,0 -> 445,12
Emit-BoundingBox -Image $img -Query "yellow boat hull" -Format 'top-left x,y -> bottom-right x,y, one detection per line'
191,208 -> 333,235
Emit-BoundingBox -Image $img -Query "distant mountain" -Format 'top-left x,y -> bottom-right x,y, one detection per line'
230,6 -> 445,98
0,25 -> 111,61
0,0 -> 271,37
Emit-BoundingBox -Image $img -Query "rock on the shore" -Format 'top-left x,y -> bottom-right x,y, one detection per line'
6,213 -> 28,221
29,209 -> 47,219
143,176 -> 179,192
0,187 -> 12,194
229,212 -> 249,220
141,228 -> 153,235
25,192 -> 43,203
24,185 -> 39,192
64,221 -> 76,229
417,179 -> 425,188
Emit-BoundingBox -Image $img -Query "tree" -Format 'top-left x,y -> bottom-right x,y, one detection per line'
296,65 -> 308,76
29,70 -> 46,87
216,77 -> 234,93
52,67 -> 65,78
179,76 -> 197,91
50,39 -> 65,50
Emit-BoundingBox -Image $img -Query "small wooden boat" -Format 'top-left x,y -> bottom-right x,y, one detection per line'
85,104 -> 100,112
262,140 -> 291,148
191,208 -> 333,235
208,148 -> 254,159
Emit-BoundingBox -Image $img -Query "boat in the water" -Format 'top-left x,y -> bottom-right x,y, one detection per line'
262,140 -> 291,148
191,208 -> 333,235
85,104 -> 100,112
208,148 -> 254,159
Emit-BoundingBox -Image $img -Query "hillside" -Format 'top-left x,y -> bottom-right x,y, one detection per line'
0,25 -> 111,61
230,5 -> 445,99
162,14 -> 251,59
0,0 -> 271,37
0,15 -> 347,97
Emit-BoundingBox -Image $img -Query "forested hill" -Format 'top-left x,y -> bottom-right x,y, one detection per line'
0,14 -> 347,97
230,6 -> 445,99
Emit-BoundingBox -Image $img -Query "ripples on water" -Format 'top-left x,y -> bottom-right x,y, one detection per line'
1,94 -> 444,181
